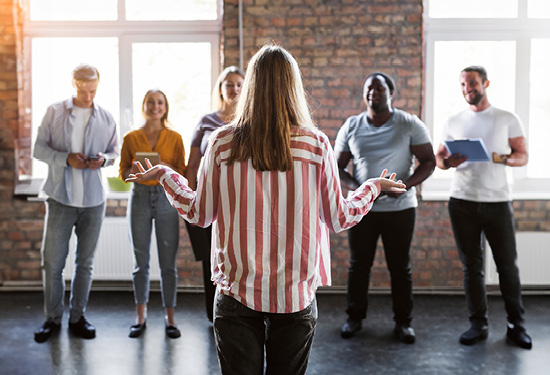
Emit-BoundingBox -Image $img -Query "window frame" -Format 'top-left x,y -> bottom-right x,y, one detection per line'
422,0 -> 550,200
16,0 -> 222,196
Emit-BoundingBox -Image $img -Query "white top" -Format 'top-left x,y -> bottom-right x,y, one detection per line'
441,105 -> 525,202
71,106 -> 93,207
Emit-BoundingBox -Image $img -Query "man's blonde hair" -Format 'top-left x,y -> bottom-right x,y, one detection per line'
72,64 -> 100,86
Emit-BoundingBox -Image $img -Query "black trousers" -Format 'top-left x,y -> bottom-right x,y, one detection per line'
214,294 -> 317,375
448,198 -> 525,325
345,208 -> 416,325
185,221 -> 216,321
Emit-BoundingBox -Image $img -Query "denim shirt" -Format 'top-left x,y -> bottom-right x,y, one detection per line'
33,98 -> 120,207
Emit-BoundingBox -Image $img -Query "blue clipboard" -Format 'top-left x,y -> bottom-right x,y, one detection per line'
444,139 -> 490,162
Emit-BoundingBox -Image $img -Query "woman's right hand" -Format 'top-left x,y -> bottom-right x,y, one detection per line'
125,158 -> 162,182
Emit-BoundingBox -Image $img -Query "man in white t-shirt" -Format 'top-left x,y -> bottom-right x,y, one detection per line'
33,64 -> 119,343
436,66 -> 531,349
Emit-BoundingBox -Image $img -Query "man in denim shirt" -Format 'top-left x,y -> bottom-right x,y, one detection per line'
33,64 -> 119,343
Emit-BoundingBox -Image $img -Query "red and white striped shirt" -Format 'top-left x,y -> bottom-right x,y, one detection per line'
156,126 -> 381,313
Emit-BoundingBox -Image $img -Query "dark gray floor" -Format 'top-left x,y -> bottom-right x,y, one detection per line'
1,291 -> 549,375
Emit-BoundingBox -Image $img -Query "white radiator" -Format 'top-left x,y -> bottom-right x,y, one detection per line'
485,232 -> 550,285
64,217 -> 161,281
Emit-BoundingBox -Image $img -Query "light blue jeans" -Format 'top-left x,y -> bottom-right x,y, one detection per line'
41,199 -> 105,324
128,183 -> 180,308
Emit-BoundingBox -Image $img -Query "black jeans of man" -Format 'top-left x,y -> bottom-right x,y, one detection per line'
345,208 -> 415,325
213,293 -> 317,375
448,198 -> 525,326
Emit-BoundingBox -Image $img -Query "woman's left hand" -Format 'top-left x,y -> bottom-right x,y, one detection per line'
373,169 -> 407,192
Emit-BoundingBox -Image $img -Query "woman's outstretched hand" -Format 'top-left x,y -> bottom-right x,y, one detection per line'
371,169 -> 407,192
125,158 -> 161,182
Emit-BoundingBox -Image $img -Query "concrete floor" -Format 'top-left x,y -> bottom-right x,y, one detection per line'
1,291 -> 549,375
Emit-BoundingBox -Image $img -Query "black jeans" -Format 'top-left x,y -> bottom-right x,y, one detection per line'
448,198 -> 525,326
213,293 -> 317,375
345,208 -> 415,325
185,221 -> 215,321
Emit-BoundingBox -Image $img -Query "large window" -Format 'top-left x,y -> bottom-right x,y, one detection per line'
423,0 -> 550,199
21,0 -> 221,189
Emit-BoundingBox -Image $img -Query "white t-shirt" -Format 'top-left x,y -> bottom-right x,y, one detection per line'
71,106 -> 93,207
441,105 -> 525,202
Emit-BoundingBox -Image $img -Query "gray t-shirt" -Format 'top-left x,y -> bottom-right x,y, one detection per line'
191,112 -> 226,156
334,109 -> 431,212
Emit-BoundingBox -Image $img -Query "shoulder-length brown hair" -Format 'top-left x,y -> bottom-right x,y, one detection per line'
227,44 -> 314,172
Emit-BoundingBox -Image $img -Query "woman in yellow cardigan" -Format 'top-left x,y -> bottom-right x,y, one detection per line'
119,89 -> 186,339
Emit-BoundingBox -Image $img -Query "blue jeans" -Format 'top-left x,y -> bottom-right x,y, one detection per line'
213,293 -> 317,375
345,208 -> 415,324
41,199 -> 105,324
448,198 -> 525,326
128,183 -> 180,308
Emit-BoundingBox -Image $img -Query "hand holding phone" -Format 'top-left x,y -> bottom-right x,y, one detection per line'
86,155 -> 104,170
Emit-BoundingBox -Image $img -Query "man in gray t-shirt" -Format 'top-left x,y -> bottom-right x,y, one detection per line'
334,72 -> 435,343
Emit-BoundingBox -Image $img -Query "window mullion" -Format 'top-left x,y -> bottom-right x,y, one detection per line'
118,0 -> 126,22
515,34 -> 531,180
518,0 -> 528,19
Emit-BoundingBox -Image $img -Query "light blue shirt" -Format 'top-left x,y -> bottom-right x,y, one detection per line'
33,98 -> 119,207
334,109 -> 431,212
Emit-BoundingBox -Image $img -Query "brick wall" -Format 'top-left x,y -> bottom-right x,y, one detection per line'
1,0 -> 549,291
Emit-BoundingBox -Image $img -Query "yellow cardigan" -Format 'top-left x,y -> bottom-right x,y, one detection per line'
119,127 -> 186,186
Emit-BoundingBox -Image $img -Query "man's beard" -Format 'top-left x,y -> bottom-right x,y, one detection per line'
465,92 -> 484,105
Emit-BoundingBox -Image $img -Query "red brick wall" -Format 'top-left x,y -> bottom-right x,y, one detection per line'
1,0 -> 549,290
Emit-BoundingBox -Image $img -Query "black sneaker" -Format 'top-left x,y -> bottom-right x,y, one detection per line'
69,316 -> 96,339
34,320 -> 61,343
394,323 -> 416,344
506,324 -> 532,349
459,322 -> 488,345
340,319 -> 362,339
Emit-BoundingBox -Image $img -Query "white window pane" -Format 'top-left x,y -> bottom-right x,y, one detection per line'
131,43 -> 212,151
431,41 -> 516,178
528,0 -> 550,18
528,39 -> 550,178
31,38 -> 119,178
29,0 -> 117,21
428,0 -> 518,18
126,0 -> 217,20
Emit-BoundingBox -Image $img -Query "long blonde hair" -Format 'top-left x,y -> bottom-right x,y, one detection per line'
211,66 -> 245,111
227,44 -> 314,172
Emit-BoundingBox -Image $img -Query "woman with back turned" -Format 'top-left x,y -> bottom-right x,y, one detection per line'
126,44 -> 406,374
